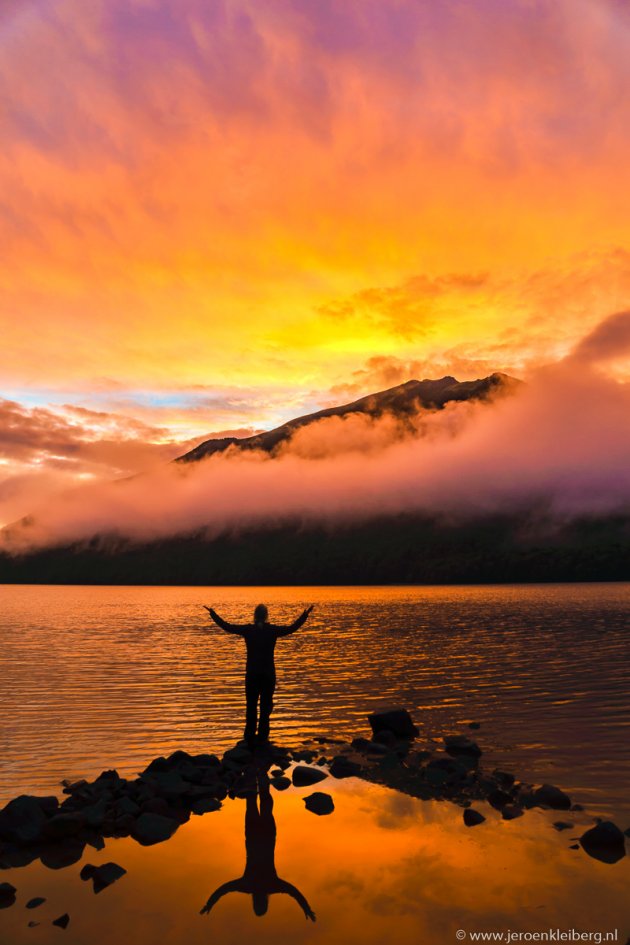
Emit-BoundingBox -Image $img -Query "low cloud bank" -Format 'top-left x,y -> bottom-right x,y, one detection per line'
3,313 -> 630,554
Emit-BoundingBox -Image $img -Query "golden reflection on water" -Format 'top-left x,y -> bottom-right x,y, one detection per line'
1,779 -> 628,945
2,584 -> 630,818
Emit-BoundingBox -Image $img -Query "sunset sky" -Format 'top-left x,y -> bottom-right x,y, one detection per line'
1,0 -> 630,522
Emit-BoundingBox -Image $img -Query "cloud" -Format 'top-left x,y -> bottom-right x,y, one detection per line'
569,310 -> 630,365
3,312 -> 630,552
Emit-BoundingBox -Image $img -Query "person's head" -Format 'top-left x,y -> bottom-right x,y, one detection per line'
254,603 -> 268,625
252,892 -> 269,916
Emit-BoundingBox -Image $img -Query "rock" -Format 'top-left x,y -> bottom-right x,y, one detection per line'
552,821 -> 573,832
191,754 -> 221,768
329,757 -> 362,779
43,813 -> 86,840
270,768 -> 284,778
0,882 -> 17,908
368,708 -> 418,739
52,913 -> 70,929
28,920 -> 40,927
26,897 -> 46,909
141,798 -> 172,817
443,735 -> 482,758
270,776 -> 291,791
80,864 -> 96,880
468,722 -> 481,730
532,784 -> 571,810
303,792 -> 334,816
95,770 -> 120,783
191,797 -> 221,815
569,843 -> 580,850
0,795 -> 55,844
40,838 -> 85,870
132,813 -> 179,846
222,746 -> 252,766
488,789 -> 512,811
351,737 -> 371,751
502,805 -> 524,821
81,799 -> 108,828
61,779 -> 89,795
115,796 -> 140,818
463,809 -> 486,827
373,730 -> 398,747
292,766 -> 328,787
90,862 -> 126,893
143,771 -> 190,799
492,770 -> 515,787
579,821 -> 626,864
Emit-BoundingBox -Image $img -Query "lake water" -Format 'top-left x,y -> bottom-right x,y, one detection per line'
1,583 -> 629,815
1,584 -> 629,945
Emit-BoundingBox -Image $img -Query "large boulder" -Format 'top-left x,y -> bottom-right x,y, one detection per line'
368,709 -> 418,739
579,822 -> 626,864
0,795 -> 56,844
292,766 -> 328,787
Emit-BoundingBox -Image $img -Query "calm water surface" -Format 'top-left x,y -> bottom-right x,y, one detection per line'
1,583 -> 629,815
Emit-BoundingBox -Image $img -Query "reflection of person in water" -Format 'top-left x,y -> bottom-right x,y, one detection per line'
204,602 -> 314,746
200,773 -> 316,920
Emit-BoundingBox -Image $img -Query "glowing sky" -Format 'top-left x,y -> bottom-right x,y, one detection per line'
1,0 -> 630,516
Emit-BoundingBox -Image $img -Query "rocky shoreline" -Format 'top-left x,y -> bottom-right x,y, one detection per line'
1,708 -> 628,924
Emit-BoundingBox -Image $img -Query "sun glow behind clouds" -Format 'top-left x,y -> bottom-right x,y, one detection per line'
0,0 -> 629,505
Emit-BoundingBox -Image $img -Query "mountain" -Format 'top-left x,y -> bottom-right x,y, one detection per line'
177,373 -> 516,462
3,371 -> 628,586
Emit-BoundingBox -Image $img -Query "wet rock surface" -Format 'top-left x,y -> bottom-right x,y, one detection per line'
579,821 -> 627,864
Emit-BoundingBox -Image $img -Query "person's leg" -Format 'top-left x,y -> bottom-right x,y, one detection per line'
257,674 -> 275,742
244,675 -> 259,743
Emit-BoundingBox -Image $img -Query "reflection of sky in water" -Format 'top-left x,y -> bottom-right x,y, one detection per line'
2,584 -> 629,820
1,780 -> 628,945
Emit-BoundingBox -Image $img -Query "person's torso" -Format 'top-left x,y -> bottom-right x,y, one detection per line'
243,625 -> 279,674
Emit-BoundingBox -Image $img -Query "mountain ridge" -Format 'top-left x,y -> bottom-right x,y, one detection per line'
177,372 -> 518,463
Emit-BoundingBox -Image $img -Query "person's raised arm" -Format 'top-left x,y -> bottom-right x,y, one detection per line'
275,605 -> 314,638
199,879 -> 244,915
203,606 -> 247,635
276,880 -> 316,921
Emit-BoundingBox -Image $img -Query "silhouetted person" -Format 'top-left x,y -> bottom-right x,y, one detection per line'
204,602 -> 314,745
200,772 -> 316,920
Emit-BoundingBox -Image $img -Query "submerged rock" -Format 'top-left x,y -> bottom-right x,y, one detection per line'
90,862 -> 127,893
368,709 -> 418,739
579,822 -> 626,864
52,913 -> 70,929
463,809 -> 486,827
303,792 -> 334,816
26,897 -> 46,909
552,821 -> 573,832
270,776 -> 291,791
292,766 -> 328,787
0,882 -> 17,909
532,784 -> 572,811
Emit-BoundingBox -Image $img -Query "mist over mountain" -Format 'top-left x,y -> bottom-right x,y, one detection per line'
1,364 -> 629,585
177,373 -> 515,463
